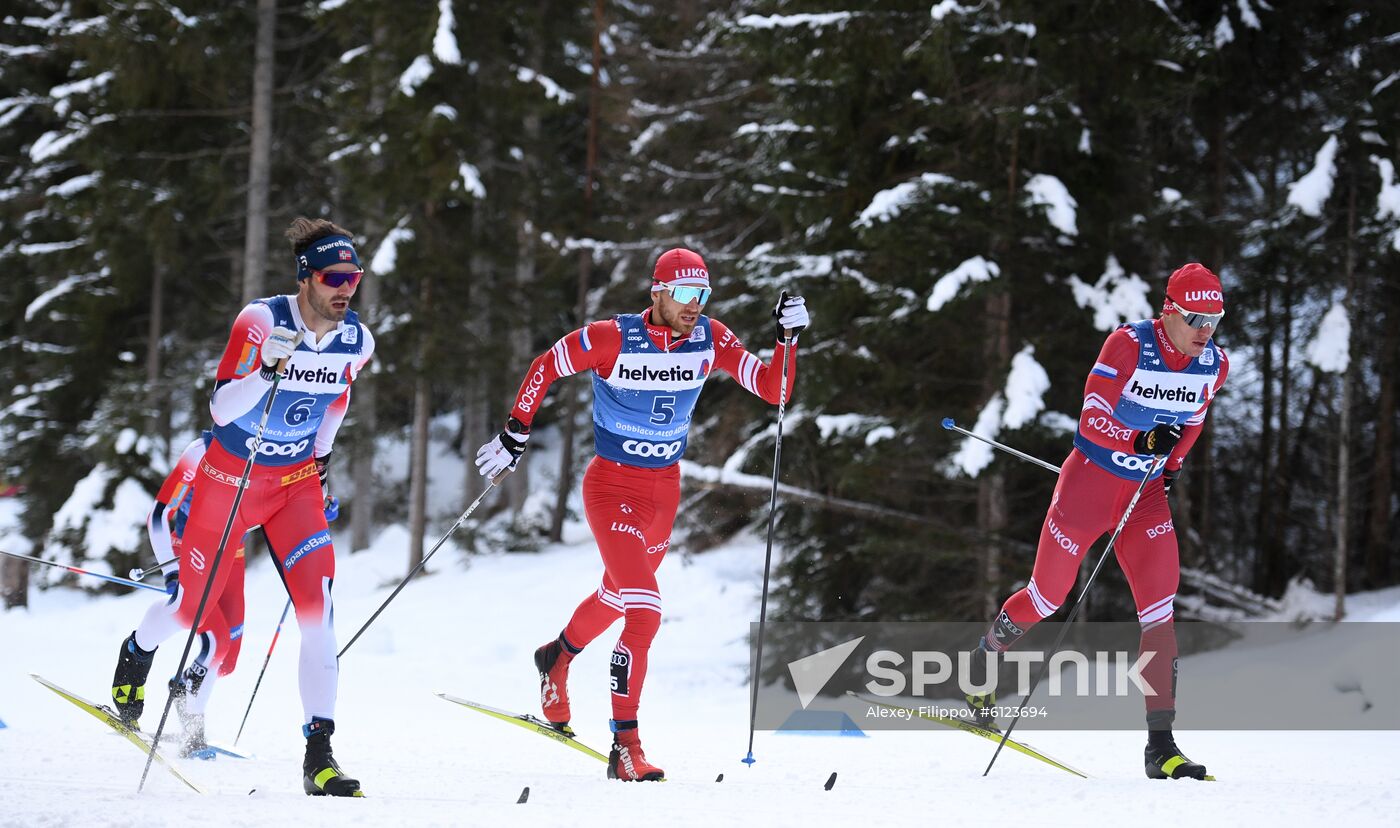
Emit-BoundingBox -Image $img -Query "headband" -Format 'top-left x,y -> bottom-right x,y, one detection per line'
296,234 -> 360,281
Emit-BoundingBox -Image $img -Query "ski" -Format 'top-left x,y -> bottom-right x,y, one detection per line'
848,692 -> 1090,778
436,693 -> 609,764
31,674 -> 204,793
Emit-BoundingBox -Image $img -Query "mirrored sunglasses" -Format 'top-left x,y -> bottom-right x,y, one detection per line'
314,268 -> 364,289
660,284 -> 711,305
1167,295 -> 1224,330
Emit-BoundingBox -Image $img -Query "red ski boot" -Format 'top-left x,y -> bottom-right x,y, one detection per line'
607,721 -> 665,781
534,638 -> 575,731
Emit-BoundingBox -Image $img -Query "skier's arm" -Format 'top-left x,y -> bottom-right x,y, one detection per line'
1164,348 -> 1230,473
507,319 -> 620,429
209,304 -> 280,426
1076,328 -> 1140,454
710,320 -> 797,405
147,438 -> 205,575
313,327 -> 376,457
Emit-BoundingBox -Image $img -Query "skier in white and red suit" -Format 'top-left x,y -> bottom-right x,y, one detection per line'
109,217 -> 373,797
474,248 -> 810,781
969,263 -> 1229,781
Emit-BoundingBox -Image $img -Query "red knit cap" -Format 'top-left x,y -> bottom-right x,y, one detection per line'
1165,263 -> 1224,314
651,248 -> 710,291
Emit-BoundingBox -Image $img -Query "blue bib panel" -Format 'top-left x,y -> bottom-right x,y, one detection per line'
211,296 -> 367,466
1073,319 -> 1221,481
591,314 -> 715,468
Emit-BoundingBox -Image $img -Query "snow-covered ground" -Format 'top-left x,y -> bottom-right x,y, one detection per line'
2,522 -> 1397,827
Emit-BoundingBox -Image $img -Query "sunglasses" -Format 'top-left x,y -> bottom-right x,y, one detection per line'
1166,295 -> 1224,330
658,284 -> 712,305
312,268 -> 364,289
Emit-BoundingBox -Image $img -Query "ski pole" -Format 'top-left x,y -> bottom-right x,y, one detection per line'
337,476 -> 504,659
234,596 -> 291,746
982,455 -> 1166,777
139,333 -> 301,793
0,548 -> 165,593
941,417 -> 1061,475
743,301 -> 795,768
127,561 -> 166,582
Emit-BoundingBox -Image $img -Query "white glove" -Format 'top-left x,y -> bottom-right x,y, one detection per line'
259,326 -> 300,377
475,430 -> 529,480
773,294 -> 809,341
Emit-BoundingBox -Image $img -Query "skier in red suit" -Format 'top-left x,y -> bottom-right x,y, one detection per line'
475,248 -> 810,781
969,263 -> 1228,781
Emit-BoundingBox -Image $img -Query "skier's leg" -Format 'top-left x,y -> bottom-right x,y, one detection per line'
1116,482 -> 1205,779
264,475 -> 360,796
984,453 -> 1114,652
182,546 -> 247,719
966,452 -> 1115,728
263,485 -> 338,724
115,456 -> 251,726
605,464 -> 678,782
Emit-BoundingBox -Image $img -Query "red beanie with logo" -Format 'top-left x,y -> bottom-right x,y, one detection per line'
1165,263 -> 1224,314
651,248 -> 710,291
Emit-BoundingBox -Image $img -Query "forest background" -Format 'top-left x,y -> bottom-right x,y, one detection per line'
2,0 -> 1396,626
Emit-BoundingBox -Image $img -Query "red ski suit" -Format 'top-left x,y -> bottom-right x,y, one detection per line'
511,309 -> 796,721
987,319 -> 1228,725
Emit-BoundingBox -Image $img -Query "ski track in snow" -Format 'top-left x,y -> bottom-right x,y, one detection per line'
2,530 -> 1396,826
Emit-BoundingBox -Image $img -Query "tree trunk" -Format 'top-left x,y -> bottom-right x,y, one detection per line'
505,23 -> 545,518
1,555 -> 28,609
349,20 -> 390,555
407,273 -> 433,575
550,0 -> 606,542
1334,180 -> 1358,620
1254,272 -> 1277,594
144,255 -> 166,451
1363,284 -> 1398,586
978,289 -> 1011,617
462,203 -> 490,510
241,0 -> 276,304
1269,270 -> 1294,561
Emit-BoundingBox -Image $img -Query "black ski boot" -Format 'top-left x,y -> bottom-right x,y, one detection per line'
965,637 -> 999,732
1145,732 -> 1209,780
965,691 -> 999,732
303,718 -> 363,797
110,631 -> 156,730
169,663 -> 209,758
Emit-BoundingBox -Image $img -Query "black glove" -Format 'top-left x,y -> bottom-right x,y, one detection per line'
316,452 -> 334,512
1162,468 -> 1178,495
1133,423 -> 1183,457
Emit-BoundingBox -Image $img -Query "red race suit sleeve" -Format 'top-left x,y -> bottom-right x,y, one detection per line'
508,319 -> 622,428
710,320 -> 797,404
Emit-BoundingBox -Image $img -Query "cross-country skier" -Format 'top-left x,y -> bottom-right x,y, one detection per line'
108,218 -> 374,796
967,263 -> 1229,781
474,248 -> 809,781
126,431 -> 337,757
